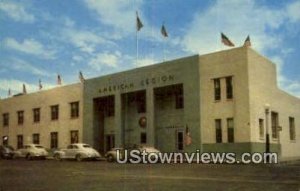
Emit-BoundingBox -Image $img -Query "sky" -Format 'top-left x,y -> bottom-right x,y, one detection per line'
0,0 -> 300,98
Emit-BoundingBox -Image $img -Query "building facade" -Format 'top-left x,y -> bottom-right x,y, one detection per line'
1,46 -> 299,160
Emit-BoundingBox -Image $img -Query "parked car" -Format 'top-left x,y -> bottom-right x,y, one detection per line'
53,143 -> 101,161
105,145 -> 161,162
13,144 -> 48,160
0,145 -> 15,159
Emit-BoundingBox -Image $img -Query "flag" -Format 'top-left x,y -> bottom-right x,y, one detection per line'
8,88 -> 11,97
243,35 -> 251,47
22,84 -> 27,94
161,24 -> 168,37
136,11 -> 143,31
57,74 -> 62,85
185,125 -> 192,146
79,71 -> 84,83
221,33 -> 235,47
39,79 -> 43,90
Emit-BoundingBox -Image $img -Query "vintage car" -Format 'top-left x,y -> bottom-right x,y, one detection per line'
105,145 -> 161,162
13,144 -> 48,160
53,143 -> 101,161
0,145 -> 15,159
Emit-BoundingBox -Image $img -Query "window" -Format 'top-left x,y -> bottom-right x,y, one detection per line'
51,105 -> 59,120
17,135 -> 23,149
33,108 -> 40,123
226,76 -> 233,99
176,130 -> 184,151
32,134 -> 40,144
227,118 -> 234,143
50,132 -> 58,149
271,112 -> 279,139
70,102 -> 79,118
259,119 -> 264,139
136,91 -> 146,113
175,85 -> 184,109
215,119 -> 222,143
214,79 -> 221,101
140,132 -> 147,144
289,117 -> 296,141
70,130 -> 79,144
2,113 -> 9,127
17,110 -> 24,125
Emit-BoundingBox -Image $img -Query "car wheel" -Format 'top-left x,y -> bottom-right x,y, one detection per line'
107,155 -> 114,162
54,154 -> 61,161
76,154 -> 82,162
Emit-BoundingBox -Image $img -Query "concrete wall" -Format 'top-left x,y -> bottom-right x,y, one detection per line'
0,83 -> 83,149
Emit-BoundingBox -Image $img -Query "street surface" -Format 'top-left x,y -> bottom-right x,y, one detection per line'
0,159 -> 300,191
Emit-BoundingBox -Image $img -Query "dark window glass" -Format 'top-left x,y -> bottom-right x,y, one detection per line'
259,119 -> 264,139
177,131 -> 184,151
70,130 -> 79,144
175,85 -> 184,109
70,102 -> 79,118
32,134 -> 40,144
17,111 -> 24,125
289,117 -> 296,141
140,132 -> 147,144
226,77 -> 233,99
50,132 -> 58,149
271,112 -> 279,139
136,91 -> 146,113
214,79 -> 221,101
215,119 -> 222,143
51,105 -> 59,120
33,108 -> 40,123
2,113 -> 9,127
17,135 -> 23,149
227,118 -> 234,143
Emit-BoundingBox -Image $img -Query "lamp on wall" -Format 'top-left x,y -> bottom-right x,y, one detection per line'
264,103 -> 270,161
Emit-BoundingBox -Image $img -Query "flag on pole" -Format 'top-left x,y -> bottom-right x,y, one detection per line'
161,24 -> 168,37
221,33 -> 235,47
22,84 -> 27,94
136,11 -> 143,31
79,71 -> 84,83
39,79 -> 43,90
185,125 -> 192,146
57,74 -> 62,85
8,88 -> 11,97
243,35 -> 251,47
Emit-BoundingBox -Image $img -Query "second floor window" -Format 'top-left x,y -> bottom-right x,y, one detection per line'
51,105 -> 59,120
214,79 -> 221,101
70,102 -> 79,118
33,108 -> 40,123
226,76 -> 233,99
3,113 -> 9,127
17,111 -> 24,125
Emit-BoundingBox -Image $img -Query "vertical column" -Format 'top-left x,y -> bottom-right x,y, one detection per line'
114,93 -> 123,147
146,88 -> 155,146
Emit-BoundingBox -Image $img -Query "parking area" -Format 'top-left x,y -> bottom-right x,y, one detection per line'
0,159 -> 300,191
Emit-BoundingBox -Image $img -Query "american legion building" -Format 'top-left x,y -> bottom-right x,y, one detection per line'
0,46 -> 300,161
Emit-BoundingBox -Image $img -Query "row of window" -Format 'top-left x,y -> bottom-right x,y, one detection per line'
259,114 -> 296,141
2,102 -> 79,127
9,130 -> 79,149
214,76 -> 233,101
215,118 -> 234,143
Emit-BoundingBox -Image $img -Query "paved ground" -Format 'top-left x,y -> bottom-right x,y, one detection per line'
0,159 -> 300,191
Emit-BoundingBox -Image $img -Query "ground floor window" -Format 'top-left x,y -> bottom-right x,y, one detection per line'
176,130 -> 184,151
17,135 -> 23,149
289,117 -> 296,141
70,130 -> 79,144
227,118 -> 234,143
259,118 -> 264,139
140,132 -> 147,144
32,134 -> 40,144
215,119 -> 222,143
50,132 -> 58,149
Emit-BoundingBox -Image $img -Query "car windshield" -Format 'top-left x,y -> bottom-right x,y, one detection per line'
35,146 -> 44,149
83,144 -> 91,148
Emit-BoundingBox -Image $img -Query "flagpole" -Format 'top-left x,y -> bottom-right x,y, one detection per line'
136,25 -> 138,66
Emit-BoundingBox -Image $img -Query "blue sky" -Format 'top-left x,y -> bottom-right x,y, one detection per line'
0,0 -> 299,98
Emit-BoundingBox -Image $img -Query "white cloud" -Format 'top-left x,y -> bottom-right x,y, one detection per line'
0,1 -> 35,23
3,38 -> 56,59
286,0 -> 300,22
136,58 -> 157,67
88,51 -> 121,70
